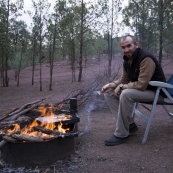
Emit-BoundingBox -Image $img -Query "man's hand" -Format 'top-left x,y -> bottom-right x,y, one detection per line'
114,84 -> 128,97
101,83 -> 110,93
114,86 -> 121,97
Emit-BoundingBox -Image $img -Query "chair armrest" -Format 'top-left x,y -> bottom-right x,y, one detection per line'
149,81 -> 173,89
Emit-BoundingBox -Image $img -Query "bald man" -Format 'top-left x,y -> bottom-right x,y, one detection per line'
102,35 -> 166,146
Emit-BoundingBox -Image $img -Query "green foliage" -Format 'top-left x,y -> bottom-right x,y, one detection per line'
122,0 -> 173,55
8,52 -> 28,70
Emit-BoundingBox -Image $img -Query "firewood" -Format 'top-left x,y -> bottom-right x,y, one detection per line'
0,97 -> 49,124
33,126 -> 78,138
11,134 -> 49,142
0,108 -> 18,122
2,135 -> 18,143
33,126 -> 61,136
0,130 -> 21,149
10,103 -> 41,121
9,96 -> 49,117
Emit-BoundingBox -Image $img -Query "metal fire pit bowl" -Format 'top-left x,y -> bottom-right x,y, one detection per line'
0,98 -> 79,167
1,123 -> 78,167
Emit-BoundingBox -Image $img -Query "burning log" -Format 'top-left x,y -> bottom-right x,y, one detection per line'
33,126 -> 61,136
11,134 -> 46,142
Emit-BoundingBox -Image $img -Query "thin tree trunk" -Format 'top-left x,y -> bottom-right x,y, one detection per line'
49,18 -> 57,91
32,40 -> 36,85
17,51 -> 23,87
78,0 -> 84,82
158,0 -> 163,65
4,0 -> 10,87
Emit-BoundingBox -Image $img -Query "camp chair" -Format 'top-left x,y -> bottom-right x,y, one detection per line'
133,75 -> 173,144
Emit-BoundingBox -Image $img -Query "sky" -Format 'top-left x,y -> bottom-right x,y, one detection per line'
13,0 -> 132,35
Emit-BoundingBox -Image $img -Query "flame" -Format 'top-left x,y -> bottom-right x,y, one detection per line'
2,105 -> 72,140
21,120 -> 39,135
6,124 -> 20,134
38,105 -> 55,116
56,122 -> 70,133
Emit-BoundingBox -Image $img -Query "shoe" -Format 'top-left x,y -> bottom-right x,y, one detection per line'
105,135 -> 129,146
129,123 -> 138,134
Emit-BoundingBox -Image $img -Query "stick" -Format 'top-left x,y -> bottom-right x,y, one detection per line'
10,102 -> 41,121
0,130 -> 21,149
9,96 -> 49,117
0,108 -> 18,122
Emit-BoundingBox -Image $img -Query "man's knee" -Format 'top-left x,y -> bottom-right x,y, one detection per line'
120,89 -> 134,101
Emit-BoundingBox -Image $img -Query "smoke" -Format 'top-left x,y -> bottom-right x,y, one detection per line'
78,102 -> 97,136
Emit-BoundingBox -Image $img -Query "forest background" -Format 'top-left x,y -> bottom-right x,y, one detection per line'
1,0 -> 173,90
0,1 -> 173,172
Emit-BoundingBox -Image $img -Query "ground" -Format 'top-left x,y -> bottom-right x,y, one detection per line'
0,56 -> 173,173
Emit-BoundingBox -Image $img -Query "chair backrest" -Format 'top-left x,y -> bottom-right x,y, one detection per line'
167,75 -> 173,96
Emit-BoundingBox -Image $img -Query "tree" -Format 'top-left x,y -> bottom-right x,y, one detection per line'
0,0 -> 24,87
98,0 -> 121,78
9,20 -> 30,86
30,0 -> 50,91
122,0 -> 173,64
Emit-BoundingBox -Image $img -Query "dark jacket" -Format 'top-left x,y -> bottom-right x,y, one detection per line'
123,48 -> 166,96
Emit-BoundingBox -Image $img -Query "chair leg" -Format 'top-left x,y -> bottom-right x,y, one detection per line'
142,88 -> 160,144
132,102 -> 138,119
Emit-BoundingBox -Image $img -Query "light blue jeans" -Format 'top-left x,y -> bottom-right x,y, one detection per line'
104,89 -> 164,138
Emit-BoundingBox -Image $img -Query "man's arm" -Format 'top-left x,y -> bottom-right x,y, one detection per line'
123,58 -> 156,90
104,67 -> 130,89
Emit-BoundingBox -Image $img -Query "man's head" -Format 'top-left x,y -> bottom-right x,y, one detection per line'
120,35 -> 139,58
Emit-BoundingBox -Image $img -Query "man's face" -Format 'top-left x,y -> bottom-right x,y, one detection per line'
120,37 -> 139,58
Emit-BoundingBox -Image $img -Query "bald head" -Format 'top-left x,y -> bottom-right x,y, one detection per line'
120,35 -> 139,58
121,35 -> 137,44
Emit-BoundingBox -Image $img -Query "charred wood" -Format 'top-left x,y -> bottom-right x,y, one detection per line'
11,134 -> 46,142
33,126 -> 61,136
2,135 -> 18,143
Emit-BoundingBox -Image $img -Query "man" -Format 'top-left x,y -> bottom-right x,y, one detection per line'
102,35 -> 166,146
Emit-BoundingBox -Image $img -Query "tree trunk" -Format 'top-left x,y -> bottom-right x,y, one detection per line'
32,40 -> 36,86
78,0 -> 84,82
158,0 -> 163,65
17,50 -> 23,87
4,0 -> 10,87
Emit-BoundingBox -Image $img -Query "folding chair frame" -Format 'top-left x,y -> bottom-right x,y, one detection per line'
133,81 -> 173,144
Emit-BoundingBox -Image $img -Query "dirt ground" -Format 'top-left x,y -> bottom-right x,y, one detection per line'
0,56 -> 173,173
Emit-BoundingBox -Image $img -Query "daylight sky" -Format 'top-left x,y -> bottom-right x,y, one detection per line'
13,0 -> 131,35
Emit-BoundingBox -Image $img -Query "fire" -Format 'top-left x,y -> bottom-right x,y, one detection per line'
3,105 -> 71,139
38,105 -> 55,116
21,120 -> 39,135
57,122 -> 70,133
6,124 -> 20,134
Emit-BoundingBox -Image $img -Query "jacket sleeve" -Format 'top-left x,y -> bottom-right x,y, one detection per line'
127,57 -> 156,90
112,67 -> 131,88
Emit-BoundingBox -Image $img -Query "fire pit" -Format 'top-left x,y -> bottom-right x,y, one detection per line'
0,98 -> 80,167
